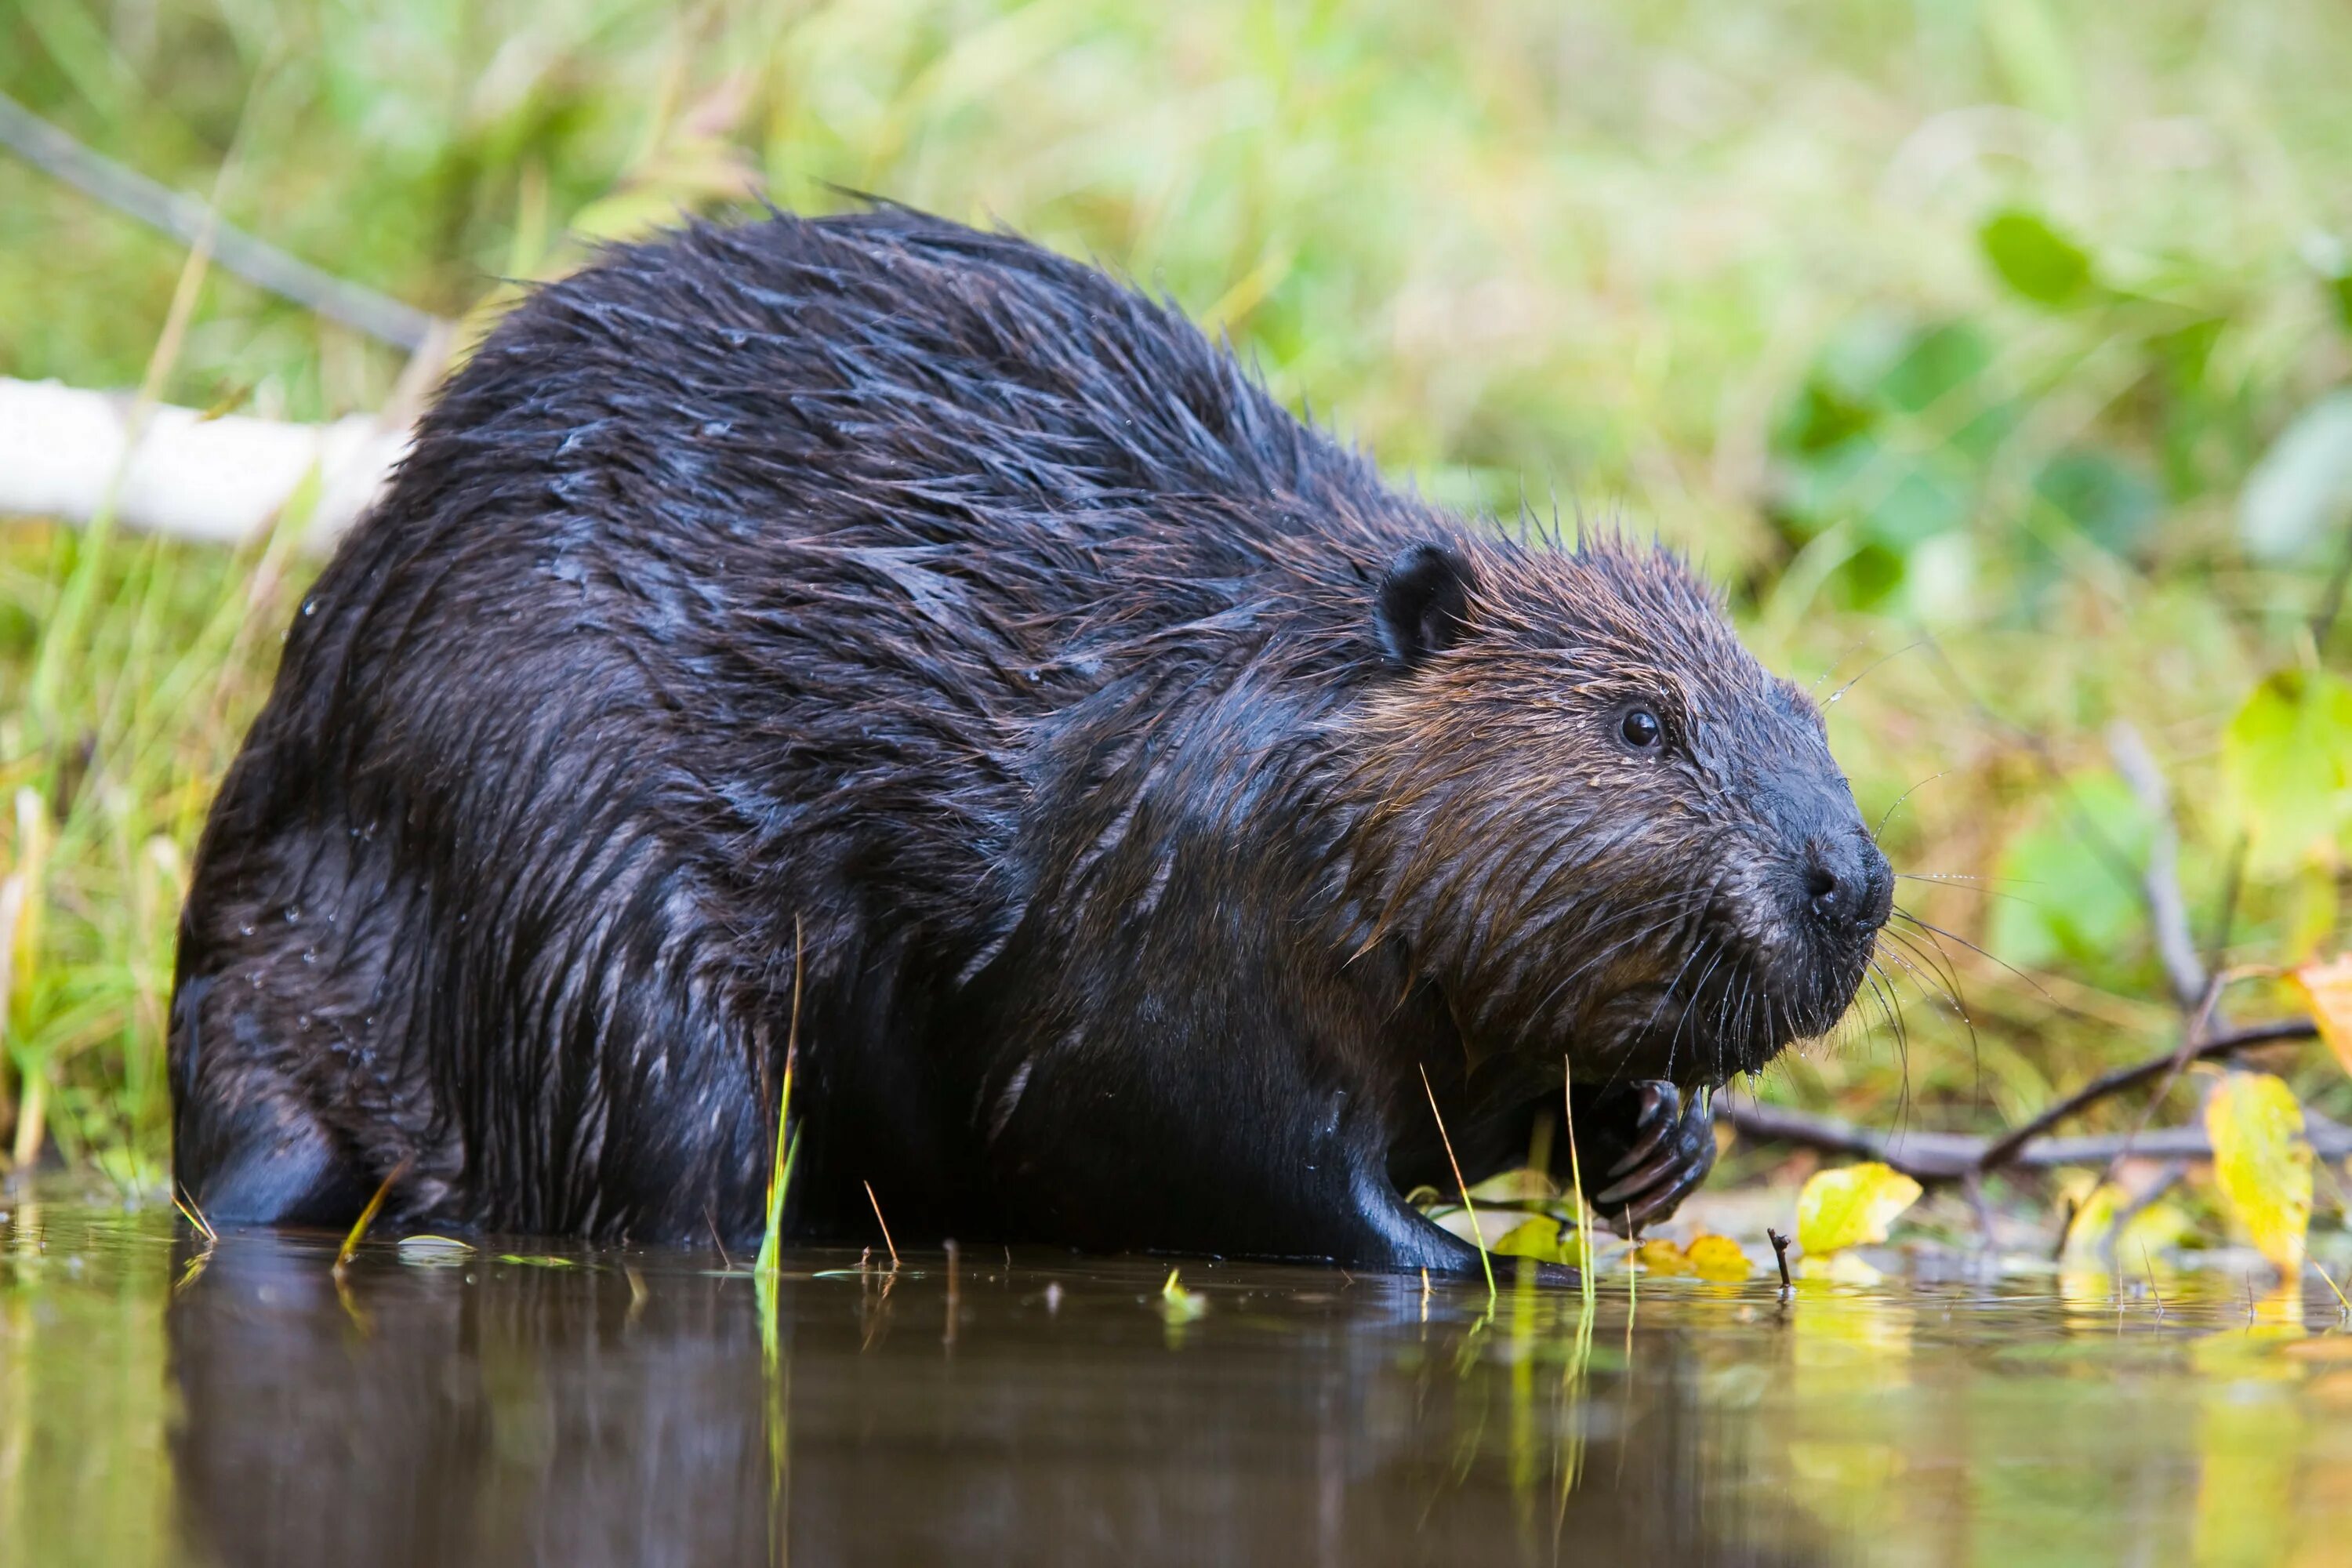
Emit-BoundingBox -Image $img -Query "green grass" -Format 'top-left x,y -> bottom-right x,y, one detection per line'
5,0 -> 2351,1189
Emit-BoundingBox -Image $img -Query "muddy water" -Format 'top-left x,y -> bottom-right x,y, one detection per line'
4,1199 -> 2352,1565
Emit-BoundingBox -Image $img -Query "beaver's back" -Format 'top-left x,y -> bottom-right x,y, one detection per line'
171,211 -> 1443,1238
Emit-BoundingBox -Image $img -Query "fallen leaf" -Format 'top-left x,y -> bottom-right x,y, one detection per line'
1813,1250 -> 1886,1287
396,1235 -> 474,1266
2290,953 -> 2352,1077
2059,1178 -> 2128,1261
1795,1162 -> 1923,1255
1490,1215 -> 1564,1261
1686,1234 -> 1751,1281
1635,1238 -> 1694,1276
2205,1072 -> 2313,1279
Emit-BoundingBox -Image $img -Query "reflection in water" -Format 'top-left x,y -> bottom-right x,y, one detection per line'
12,1201 -> 2352,1565
162,1229 -> 1810,1566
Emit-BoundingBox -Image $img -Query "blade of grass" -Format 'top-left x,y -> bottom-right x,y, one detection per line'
169,1181 -> 216,1243
755,916 -> 804,1282
1419,1062 -> 1496,1308
332,1157 -> 410,1278
863,1179 -> 900,1270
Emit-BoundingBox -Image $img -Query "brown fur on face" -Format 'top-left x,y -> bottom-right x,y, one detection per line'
1341,535 -> 1888,1091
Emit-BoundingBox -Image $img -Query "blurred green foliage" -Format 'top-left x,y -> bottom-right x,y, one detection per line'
2,0 -> 2350,1181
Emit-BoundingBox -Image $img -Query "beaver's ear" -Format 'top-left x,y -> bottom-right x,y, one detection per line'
1375,543 -> 1477,669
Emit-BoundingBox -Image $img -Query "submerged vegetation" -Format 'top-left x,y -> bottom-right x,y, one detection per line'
2,0 -> 2350,1266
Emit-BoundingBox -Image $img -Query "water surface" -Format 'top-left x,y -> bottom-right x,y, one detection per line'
4,1197 -> 2350,1565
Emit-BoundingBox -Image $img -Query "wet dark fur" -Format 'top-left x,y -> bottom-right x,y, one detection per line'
169,209 -> 1889,1269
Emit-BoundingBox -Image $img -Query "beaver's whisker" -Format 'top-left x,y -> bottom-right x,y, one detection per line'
1664,944 -> 1732,1085
1853,964 -> 1909,1096
1512,891 -> 1708,1035
1875,938 -> 1968,1022
1828,638 -> 1926,706
1889,908 -> 2056,1002
1621,931 -> 1721,1094
1883,935 -> 1969,1029
1891,872 -> 2040,909
1875,938 -> 1984,1088
1880,918 -> 1972,1009
1872,769 -> 1947,844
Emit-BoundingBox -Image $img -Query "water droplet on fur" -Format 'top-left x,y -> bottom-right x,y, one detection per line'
248,971 -> 263,988
296,1014 -> 311,1031
302,598 -> 317,616
301,949 -> 318,964
238,923 -> 256,938
283,906 -> 300,924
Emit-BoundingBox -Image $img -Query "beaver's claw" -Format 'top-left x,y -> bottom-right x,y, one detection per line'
1572,1080 -> 1716,1237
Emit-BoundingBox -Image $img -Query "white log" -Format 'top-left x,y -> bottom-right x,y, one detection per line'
0,376 -> 408,550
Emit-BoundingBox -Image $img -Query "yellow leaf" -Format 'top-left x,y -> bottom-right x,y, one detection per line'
2059,1178 -> 2128,1261
2290,953 -> 2352,1077
1686,1234 -> 1751,1281
1813,1250 -> 1886,1286
2205,1071 -> 2312,1279
1635,1237 -> 1693,1276
1795,1162 -> 1923,1255
1490,1216 -> 1563,1260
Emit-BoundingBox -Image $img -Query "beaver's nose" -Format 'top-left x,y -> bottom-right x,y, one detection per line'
1805,833 -> 1892,935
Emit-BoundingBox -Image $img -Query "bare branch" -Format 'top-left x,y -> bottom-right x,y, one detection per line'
0,377 -> 405,548
1721,1015 -> 2321,1183
2107,720 -> 2206,1010
1722,1089 -> 2347,1185
0,90 -> 442,352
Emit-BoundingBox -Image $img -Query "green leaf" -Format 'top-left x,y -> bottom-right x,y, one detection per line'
1980,0 -> 2078,118
1980,208 -> 2094,308
2240,392 -> 2352,564
2032,448 -> 2160,556
2220,668 -> 2352,876
1878,321 -> 1992,415
1985,770 -> 2154,971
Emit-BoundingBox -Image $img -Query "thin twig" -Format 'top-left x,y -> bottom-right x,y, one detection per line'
2106,720 -> 2206,1010
2088,967 -> 2257,1192
1973,1014 -> 2307,1174
0,90 -> 441,350
2204,837 -> 2246,980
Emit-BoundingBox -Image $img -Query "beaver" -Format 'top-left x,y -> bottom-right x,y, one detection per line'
166,207 -> 1891,1271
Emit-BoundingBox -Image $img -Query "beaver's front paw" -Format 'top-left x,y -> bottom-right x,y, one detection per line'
1571,1081 -> 1716,1236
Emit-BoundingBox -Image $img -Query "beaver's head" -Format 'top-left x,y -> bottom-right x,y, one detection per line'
1345,534 -> 1890,1089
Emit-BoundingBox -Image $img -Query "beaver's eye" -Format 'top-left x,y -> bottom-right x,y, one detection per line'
1620,707 -> 1663,749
